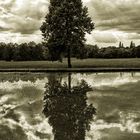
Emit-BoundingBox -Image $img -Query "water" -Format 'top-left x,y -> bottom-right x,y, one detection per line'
0,72 -> 140,140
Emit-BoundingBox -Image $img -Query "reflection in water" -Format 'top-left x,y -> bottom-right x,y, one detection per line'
119,72 -> 135,78
43,73 -> 96,140
0,72 -> 140,140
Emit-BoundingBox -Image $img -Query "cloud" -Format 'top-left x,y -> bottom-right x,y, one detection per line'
0,0 -> 49,35
0,0 -> 140,44
82,0 -> 140,45
127,33 -> 140,40
86,30 -> 127,45
93,31 -> 118,43
86,0 -> 140,34
0,0 -> 15,12
0,26 -> 3,30
0,26 -> 10,31
0,32 -> 42,43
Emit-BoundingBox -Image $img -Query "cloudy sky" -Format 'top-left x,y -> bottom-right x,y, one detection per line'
0,0 -> 140,47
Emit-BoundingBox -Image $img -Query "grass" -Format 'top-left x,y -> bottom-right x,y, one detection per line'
0,58 -> 139,69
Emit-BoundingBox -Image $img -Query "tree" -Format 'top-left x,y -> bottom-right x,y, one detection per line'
3,43 -> 14,61
119,42 -> 122,48
19,43 -> 31,61
0,43 -> 5,60
130,41 -> 135,48
135,45 -> 140,57
13,45 -> 21,61
119,42 -> 124,48
40,0 -> 94,68
130,41 -> 136,57
85,44 -> 99,58
43,73 -> 96,140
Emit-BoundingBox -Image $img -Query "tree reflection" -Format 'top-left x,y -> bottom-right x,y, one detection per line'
43,73 -> 96,140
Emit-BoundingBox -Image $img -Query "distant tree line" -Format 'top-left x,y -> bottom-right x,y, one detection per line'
0,41 -> 140,61
0,42 -> 49,61
72,41 -> 140,59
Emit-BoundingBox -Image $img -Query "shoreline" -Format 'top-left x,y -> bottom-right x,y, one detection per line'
0,59 -> 139,73
0,68 -> 140,73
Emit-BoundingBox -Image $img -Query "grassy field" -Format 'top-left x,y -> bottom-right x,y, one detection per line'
0,58 -> 139,69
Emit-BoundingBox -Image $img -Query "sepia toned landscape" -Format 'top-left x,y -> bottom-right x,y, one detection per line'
0,0 -> 140,140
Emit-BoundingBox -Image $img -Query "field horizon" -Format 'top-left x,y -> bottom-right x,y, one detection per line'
0,58 -> 139,72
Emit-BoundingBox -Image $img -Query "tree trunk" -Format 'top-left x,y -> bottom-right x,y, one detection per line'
68,72 -> 71,93
67,45 -> 72,68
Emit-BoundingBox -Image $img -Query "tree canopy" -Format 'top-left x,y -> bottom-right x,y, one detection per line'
40,0 -> 94,67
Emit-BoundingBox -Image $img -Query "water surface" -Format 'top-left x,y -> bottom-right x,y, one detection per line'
0,72 -> 140,140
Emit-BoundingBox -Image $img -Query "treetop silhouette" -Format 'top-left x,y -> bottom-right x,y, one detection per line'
40,0 -> 94,67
